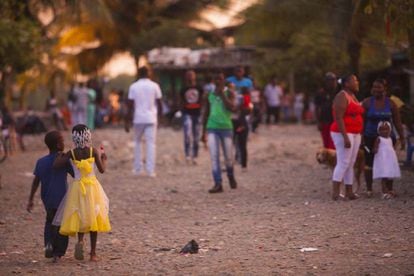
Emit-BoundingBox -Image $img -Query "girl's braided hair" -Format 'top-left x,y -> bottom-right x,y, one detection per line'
72,124 -> 92,148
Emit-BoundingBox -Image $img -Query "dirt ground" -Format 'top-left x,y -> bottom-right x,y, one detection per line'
0,124 -> 413,276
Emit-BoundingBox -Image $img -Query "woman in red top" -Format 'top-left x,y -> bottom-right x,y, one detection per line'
330,74 -> 364,200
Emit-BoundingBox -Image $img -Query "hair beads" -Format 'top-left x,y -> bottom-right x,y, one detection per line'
72,127 -> 92,148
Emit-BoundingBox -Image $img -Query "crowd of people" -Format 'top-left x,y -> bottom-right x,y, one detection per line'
5,65 -> 410,263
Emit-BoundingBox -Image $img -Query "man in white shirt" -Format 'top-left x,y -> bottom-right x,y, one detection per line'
264,76 -> 283,124
126,67 -> 162,177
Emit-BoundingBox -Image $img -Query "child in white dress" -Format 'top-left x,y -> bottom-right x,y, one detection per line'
373,121 -> 401,199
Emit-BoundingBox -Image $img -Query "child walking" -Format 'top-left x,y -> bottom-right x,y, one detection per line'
373,121 -> 401,199
53,124 -> 111,261
27,130 -> 74,262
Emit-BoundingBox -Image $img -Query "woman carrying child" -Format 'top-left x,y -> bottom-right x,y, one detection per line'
53,124 -> 111,261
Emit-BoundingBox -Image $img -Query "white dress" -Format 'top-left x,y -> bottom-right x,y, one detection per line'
373,137 -> 401,179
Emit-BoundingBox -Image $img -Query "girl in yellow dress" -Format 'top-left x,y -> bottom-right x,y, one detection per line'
53,124 -> 110,261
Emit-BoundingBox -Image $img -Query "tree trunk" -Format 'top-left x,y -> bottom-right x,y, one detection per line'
0,69 -> 13,107
133,53 -> 141,80
347,40 -> 361,75
0,71 -> 5,105
408,27 -> 414,105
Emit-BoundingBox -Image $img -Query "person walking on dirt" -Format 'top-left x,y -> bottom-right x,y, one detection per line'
52,124 -> 110,261
201,72 -> 238,193
27,131 -> 74,262
226,66 -> 253,170
125,66 -> 163,177
180,70 -> 203,164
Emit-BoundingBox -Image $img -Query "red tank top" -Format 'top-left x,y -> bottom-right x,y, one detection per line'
330,91 -> 364,134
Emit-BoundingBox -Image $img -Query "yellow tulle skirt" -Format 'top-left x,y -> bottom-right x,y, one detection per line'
57,176 -> 111,236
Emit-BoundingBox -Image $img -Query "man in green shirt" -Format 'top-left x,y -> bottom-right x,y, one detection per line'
201,72 -> 238,193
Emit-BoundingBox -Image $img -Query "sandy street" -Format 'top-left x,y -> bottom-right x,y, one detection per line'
0,124 -> 413,275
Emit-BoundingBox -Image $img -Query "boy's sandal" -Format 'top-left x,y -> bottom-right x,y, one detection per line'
74,242 -> 84,260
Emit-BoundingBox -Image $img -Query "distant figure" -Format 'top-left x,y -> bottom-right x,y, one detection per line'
0,105 -> 16,156
46,92 -> 67,131
226,66 -> 253,170
264,76 -> 283,124
281,91 -> 292,122
201,72 -> 238,193
293,91 -> 305,124
180,70 -> 203,164
233,87 -> 252,171
250,82 -> 264,133
226,66 -> 253,94
203,74 -> 215,94
314,72 -> 337,149
87,81 -> 97,130
73,83 -> 89,126
67,84 -> 78,127
373,121 -> 401,199
27,131 -> 73,262
125,66 -> 163,177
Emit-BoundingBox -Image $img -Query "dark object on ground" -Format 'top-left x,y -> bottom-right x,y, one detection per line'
180,240 -> 199,254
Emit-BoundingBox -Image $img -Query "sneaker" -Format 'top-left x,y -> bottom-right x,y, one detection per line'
208,185 -> 223,193
229,177 -> 237,189
74,242 -> 84,261
45,243 -> 53,258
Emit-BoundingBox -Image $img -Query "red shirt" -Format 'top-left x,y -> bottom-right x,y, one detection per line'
330,91 -> 364,134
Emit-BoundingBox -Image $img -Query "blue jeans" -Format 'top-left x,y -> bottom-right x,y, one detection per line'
207,129 -> 234,185
183,114 -> 201,158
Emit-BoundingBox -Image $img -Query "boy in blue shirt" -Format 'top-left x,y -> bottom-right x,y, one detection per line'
27,130 -> 73,262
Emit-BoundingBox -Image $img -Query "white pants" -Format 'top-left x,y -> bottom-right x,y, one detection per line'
331,132 -> 361,185
134,124 -> 157,174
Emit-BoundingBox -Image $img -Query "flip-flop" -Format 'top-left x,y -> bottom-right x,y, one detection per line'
74,243 -> 84,260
